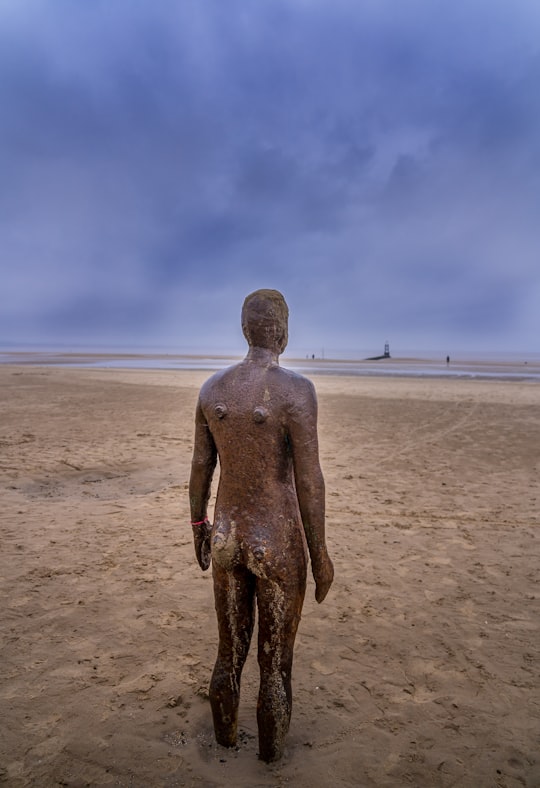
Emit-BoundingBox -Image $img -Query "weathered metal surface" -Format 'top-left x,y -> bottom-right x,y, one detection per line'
189,289 -> 333,762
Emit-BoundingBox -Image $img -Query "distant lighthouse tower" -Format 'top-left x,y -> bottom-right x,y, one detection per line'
365,341 -> 392,361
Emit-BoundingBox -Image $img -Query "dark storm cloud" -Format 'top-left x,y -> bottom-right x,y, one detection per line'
1,0 -> 539,352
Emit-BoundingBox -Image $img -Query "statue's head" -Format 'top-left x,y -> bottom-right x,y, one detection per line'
241,289 -> 289,353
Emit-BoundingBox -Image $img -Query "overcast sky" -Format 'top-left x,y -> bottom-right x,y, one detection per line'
1,0 -> 539,356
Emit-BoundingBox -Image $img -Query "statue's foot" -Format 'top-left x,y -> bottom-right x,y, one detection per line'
215,730 -> 237,748
258,741 -> 284,763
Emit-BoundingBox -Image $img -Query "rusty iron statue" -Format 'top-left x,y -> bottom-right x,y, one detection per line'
189,289 -> 334,762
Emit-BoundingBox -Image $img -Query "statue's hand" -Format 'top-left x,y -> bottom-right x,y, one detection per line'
192,519 -> 212,571
312,551 -> 334,603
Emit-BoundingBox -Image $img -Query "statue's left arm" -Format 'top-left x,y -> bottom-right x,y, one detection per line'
189,397 -> 217,570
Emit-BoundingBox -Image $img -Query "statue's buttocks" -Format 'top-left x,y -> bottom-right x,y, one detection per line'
212,526 -> 273,578
211,514 -> 305,578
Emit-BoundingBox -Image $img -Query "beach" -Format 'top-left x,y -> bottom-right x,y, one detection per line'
1,364 -> 539,787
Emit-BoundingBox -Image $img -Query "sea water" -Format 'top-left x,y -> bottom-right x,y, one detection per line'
1,345 -> 539,381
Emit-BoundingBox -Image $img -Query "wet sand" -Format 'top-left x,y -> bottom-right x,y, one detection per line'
1,365 -> 539,786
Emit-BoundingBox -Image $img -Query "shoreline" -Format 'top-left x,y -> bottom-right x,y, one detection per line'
1,351 -> 539,381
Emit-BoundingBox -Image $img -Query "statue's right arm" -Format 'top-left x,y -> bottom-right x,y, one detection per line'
288,379 -> 334,603
189,398 -> 217,570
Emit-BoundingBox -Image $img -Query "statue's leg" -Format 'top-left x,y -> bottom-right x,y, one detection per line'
256,568 -> 306,762
209,563 -> 255,748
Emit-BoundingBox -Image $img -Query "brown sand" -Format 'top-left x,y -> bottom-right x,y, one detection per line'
1,365 -> 539,787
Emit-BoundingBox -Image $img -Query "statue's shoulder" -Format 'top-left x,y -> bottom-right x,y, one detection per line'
272,365 -> 317,402
275,363 -> 313,384
199,362 -> 242,399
